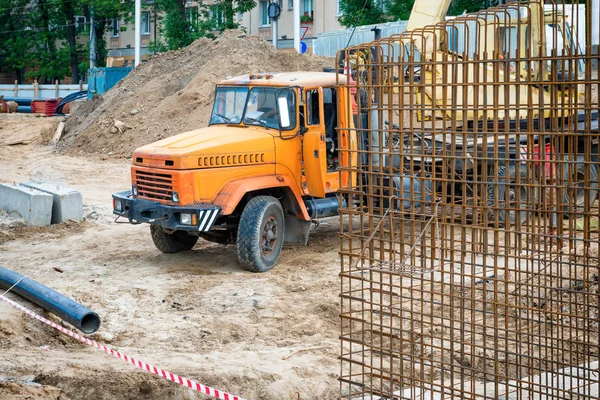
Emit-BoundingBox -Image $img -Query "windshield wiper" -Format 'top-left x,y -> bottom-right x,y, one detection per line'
244,117 -> 270,129
213,113 -> 231,123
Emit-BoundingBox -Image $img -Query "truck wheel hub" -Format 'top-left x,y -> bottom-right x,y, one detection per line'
261,217 -> 278,255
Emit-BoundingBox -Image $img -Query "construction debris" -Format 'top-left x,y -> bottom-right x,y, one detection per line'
51,121 -> 65,145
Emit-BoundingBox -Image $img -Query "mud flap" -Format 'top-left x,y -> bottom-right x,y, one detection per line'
283,215 -> 312,245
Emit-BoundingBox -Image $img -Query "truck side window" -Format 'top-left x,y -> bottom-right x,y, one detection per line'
306,90 -> 320,125
323,88 -> 337,141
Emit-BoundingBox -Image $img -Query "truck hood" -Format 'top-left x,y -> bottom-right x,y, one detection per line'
132,126 -> 276,169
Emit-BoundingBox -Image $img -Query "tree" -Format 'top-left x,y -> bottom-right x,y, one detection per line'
217,0 -> 256,31
447,0 -> 497,16
338,0 -> 387,28
84,0 -> 134,67
153,0 -> 257,51
62,0 -> 80,82
156,0 -> 193,50
339,0 -> 500,28
0,0 -> 36,82
387,0 -> 413,21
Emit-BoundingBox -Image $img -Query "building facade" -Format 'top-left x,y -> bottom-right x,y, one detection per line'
235,0 -> 344,50
105,4 -> 160,67
106,1 -> 346,61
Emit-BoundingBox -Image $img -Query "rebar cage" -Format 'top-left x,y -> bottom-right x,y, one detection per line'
337,1 -> 599,398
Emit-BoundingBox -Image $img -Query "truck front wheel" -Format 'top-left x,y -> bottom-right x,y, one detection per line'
237,196 -> 285,273
150,225 -> 199,253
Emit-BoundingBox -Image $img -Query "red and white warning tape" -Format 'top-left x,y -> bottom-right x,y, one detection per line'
0,294 -> 245,400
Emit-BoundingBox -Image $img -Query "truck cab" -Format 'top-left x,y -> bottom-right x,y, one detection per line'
113,71 -> 356,272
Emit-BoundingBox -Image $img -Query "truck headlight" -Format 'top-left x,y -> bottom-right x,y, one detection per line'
113,199 -> 123,212
172,191 -> 179,203
180,213 -> 194,225
132,185 -> 138,196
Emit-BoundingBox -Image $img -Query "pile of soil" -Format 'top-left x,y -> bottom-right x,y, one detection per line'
61,31 -> 333,158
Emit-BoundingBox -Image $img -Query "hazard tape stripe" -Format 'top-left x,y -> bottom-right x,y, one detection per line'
205,210 -> 220,230
198,210 -> 210,231
0,294 -> 245,400
198,209 -> 219,232
197,210 -> 207,231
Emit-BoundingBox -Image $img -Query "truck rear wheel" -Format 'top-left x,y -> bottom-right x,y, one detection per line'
237,196 -> 285,273
561,156 -> 599,216
488,164 -> 531,225
150,225 -> 199,253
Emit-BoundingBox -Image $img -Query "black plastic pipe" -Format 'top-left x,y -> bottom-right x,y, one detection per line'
305,196 -> 346,219
0,266 -> 100,334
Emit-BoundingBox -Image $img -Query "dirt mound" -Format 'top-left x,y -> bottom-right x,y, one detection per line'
61,31 -> 333,158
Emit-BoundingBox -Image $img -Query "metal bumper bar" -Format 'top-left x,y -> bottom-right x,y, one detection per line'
112,191 -> 221,232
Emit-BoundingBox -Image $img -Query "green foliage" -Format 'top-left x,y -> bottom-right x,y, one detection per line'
387,0 -> 414,21
0,0 -> 36,81
153,0 -> 256,51
300,14 -> 313,23
338,0 -> 388,28
448,0 -> 497,16
339,0 -> 500,27
0,0 -> 132,82
148,39 -> 168,54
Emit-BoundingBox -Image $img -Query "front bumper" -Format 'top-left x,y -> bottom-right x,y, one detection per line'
112,191 -> 221,232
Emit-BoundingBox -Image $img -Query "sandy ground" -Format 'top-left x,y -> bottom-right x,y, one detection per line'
0,115 -> 341,399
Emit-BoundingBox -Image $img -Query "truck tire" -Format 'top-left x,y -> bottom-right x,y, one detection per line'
150,225 -> 199,253
237,196 -> 285,273
488,164 -> 531,225
561,156 -> 599,216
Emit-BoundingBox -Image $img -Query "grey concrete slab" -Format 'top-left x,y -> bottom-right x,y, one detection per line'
0,183 -> 52,226
20,181 -> 83,224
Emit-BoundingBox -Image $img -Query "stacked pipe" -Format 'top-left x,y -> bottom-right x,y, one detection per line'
2,96 -> 33,113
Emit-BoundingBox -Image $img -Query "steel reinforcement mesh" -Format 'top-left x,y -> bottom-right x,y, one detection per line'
337,1 -> 599,399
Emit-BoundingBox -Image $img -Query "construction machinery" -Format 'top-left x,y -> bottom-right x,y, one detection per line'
339,0 -> 598,226
338,0 -> 599,398
113,72 -> 357,272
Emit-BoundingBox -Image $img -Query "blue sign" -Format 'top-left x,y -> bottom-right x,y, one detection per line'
300,41 -> 307,54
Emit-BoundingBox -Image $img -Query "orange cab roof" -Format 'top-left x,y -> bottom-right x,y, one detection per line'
217,71 -> 346,87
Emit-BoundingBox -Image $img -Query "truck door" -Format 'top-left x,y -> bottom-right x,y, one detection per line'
302,87 -> 327,198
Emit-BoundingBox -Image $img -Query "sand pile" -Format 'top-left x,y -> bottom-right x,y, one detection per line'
61,31 -> 333,158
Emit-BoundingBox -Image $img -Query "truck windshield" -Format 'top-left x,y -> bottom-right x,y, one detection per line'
209,86 -> 296,130
209,86 -> 248,125
243,87 -> 296,130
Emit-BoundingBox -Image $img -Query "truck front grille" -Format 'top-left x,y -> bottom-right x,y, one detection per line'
134,170 -> 173,201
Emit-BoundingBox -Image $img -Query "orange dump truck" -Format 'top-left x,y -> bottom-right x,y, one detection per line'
113,72 -> 356,272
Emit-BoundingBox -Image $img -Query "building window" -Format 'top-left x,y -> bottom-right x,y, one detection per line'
210,4 -> 224,29
375,0 -> 388,12
303,0 -> 313,16
259,1 -> 270,27
141,11 -> 150,35
288,0 -> 293,10
111,18 -> 119,37
336,0 -> 340,16
186,7 -> 199,29
75,15 -> 87,33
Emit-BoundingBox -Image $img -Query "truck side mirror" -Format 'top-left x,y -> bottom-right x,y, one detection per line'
277,96 -> 291,129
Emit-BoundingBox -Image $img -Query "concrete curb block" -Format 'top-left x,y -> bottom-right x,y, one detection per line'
0,183 -> 53,226
20,181 -> 83,224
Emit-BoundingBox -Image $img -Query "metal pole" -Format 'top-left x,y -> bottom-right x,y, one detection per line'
293,0 -> 300,53
272,18 -> 278,50
153,4 -> 157,54
90,10 -> 96,69
134,0 -> 141,67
